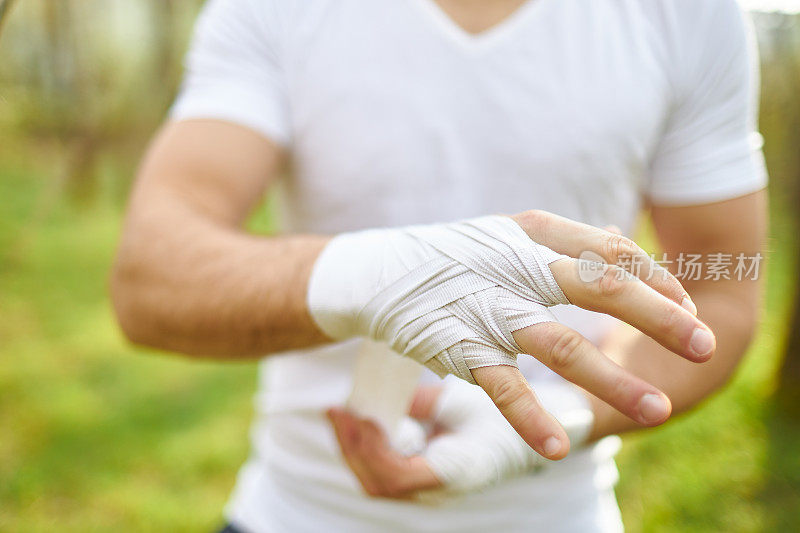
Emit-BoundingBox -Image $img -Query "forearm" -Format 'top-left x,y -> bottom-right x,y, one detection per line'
588,284 -> 759,439
111,186 -> 330,358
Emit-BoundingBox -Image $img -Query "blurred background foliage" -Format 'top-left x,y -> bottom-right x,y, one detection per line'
1,1 -> 799,531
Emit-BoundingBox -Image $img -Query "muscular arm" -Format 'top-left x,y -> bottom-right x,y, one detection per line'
111,120 -> 329,358
589,191 -> 767,438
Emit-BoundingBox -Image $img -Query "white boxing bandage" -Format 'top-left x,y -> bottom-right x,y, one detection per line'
423,378 -> 594,494
308,216 -> 570,383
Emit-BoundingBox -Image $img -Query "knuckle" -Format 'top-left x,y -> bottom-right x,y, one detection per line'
596,265 -> 626,298
491,376 -> 531,413
522,209 -> 546,225
663,273 -> 688,300
607,370 -> 635,407
516,209 -> 549,237
603,234 -> 638,264
547,330 -> 584,371
658,302 -> 684,334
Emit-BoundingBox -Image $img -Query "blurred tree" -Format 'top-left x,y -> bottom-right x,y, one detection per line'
776,152 -> 800,415
43,0 -> 77,99
42,0 -> 100,200
0,0 -> 198,201
0,0 -> 16,36
769,15 -> 800,416
151,0 -> 180,113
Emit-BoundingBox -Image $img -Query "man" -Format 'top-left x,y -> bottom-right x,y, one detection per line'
111,0 -> 767,531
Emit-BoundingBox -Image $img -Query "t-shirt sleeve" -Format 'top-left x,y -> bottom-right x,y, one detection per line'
169,0 -> 291,146
646,0 -> 767,205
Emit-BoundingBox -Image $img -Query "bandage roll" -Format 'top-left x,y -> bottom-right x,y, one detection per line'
346,340 -> 426,455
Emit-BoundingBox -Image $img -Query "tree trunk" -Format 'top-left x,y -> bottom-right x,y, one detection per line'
0,0 -> 17,37
775,16 -> 800,416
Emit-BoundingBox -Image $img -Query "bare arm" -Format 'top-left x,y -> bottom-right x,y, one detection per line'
111,119 -> 329,358
589,191 -> 767,438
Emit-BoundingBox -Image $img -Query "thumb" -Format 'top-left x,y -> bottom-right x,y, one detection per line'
409,385 -> 443,421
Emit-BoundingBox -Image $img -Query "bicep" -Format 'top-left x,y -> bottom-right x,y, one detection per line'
650,190 -> 767,308
650,191 -> 767,256
131,119 -> 283,228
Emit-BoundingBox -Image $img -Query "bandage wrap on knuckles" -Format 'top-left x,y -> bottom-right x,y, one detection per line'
307,216 -> 570,383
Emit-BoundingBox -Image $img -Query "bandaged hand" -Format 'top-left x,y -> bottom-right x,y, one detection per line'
310,215 -> 569,383
327,378 -> 593,498
422,378 -> 593,494
310,211 -> 716,458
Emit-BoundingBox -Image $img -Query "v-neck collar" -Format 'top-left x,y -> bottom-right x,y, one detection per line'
410,0 -> 546,51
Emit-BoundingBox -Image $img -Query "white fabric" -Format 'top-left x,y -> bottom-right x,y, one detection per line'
308,216 -> 569,383
423,377 -> 594,495
345,340 -> 427,453
171,0 -> 767,531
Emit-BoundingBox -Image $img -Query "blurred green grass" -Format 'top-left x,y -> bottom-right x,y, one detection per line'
0,142 -> 259,531
1,136 -> 798,532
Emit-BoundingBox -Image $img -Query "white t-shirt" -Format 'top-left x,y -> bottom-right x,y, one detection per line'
171,0 -> 767,531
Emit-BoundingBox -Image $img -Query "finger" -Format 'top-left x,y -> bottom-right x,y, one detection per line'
329,409 -> 381,495
355,416 -> 390,456
328,408 -> 359,449
354,417 -> 441,497
470,365 -> 570,460
549,259 -> 715,362
409,385 -> 443,420
512,211 -> 693,312
514,322 -> 672,426
604,224 -> 622,235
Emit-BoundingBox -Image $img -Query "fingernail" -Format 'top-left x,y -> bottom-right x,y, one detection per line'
543,436 -> 562,457
681,297 -> 697,316
690,327 -> 714,357
637,393 -> 670,424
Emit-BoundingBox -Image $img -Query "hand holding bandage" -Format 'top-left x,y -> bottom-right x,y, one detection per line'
310,211 -> 716,459
423,378 -> 593,493
328,378 -> 594,498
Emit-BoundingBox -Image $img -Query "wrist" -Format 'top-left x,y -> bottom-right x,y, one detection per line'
306,227 -> 397,340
